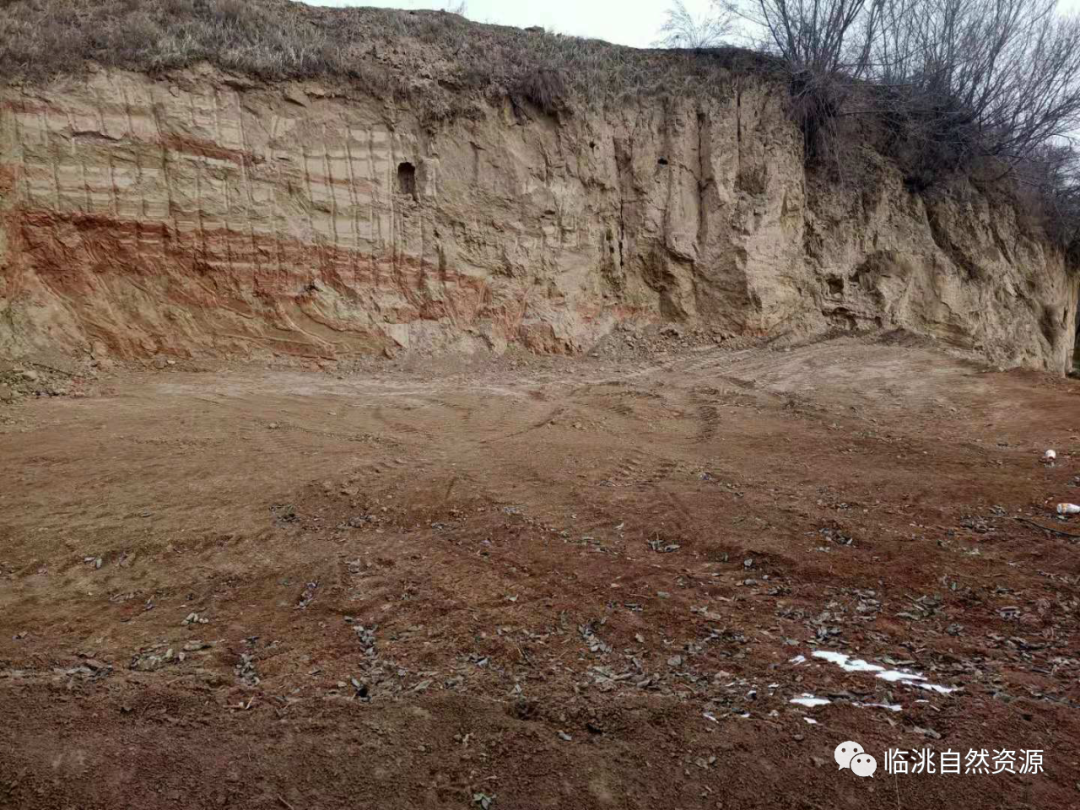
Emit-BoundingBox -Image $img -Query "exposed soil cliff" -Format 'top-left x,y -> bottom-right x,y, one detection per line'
0,48 -> 1076,369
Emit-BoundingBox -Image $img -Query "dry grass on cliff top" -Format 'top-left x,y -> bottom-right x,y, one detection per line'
0,0 -> 780,116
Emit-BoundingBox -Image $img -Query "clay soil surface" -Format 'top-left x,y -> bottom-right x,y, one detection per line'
3,334 -> 1080,809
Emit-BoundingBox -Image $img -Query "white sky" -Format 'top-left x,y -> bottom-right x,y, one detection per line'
305,0 -> 1080,48
302,0 -> 718,48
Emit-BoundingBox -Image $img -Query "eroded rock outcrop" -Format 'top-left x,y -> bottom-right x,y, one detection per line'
1,64 -> 1076,370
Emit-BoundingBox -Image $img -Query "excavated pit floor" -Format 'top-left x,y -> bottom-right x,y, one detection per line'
2,334 -> 1080,809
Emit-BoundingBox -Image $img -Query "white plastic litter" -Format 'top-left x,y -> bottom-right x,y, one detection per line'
1057,503 -> 1080,515
1044,449 -> 1057,463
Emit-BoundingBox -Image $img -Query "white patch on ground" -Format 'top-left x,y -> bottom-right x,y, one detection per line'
811,650 -> 957,694
856,702 -> 903,712
789,655 -> 807,665
804,717 -> 818,725
915,682 -> 957,695
790,694 -> 831,708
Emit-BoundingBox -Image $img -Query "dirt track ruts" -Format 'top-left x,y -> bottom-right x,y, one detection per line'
2,334 -> 1080,809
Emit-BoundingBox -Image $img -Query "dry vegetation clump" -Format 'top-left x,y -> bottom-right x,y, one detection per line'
0,0 -> 781,118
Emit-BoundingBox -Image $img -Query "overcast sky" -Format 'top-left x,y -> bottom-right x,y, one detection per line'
302,0 -> 718,48
305,0 -> 1080,48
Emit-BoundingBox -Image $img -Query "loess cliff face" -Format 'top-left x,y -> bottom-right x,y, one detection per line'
0,64 -> 1076,370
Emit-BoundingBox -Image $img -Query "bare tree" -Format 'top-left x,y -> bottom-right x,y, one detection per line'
871,0 -> 1080,165
1016,143 -> 1080,243
701,0 -> 1080,243
656,1 -> 733,49
715,0 -> 1080,187
717,0 -> 883,76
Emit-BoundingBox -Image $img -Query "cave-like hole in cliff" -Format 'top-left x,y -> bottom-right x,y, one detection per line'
397,162 -> 417,198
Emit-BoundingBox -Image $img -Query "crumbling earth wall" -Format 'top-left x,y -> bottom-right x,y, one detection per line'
1,65 -> 1076,370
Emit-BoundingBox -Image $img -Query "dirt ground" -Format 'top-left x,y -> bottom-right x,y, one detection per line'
2,332 -> 1080,809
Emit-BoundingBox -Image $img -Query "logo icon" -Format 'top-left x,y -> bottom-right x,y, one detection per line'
835,741 -> 865,770
850,753 -> 878,778
835,741 -> 877,778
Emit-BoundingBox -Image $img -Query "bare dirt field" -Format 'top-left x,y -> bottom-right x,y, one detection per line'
2,332 -> 1080,809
